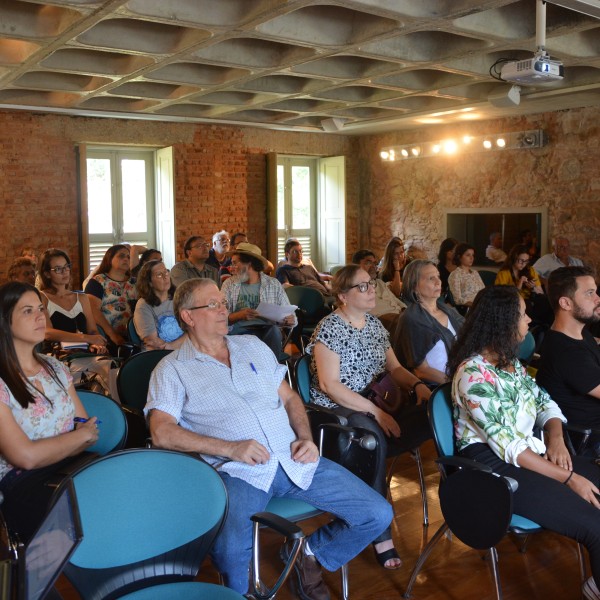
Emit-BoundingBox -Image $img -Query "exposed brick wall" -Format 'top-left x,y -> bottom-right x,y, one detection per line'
0,111 -> 354,284
357,107 -> 600,271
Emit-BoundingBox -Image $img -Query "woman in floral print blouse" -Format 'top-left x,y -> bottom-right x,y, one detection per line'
0,282 -> 98,543
447,285 -> 600,600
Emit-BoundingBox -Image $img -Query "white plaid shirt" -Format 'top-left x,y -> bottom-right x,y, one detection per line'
145,335 -> 317,492
221,273 -> 297,326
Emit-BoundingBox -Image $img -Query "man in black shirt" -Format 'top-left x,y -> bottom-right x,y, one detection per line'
537,266 -> 600,451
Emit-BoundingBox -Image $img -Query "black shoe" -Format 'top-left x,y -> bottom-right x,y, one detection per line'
280,542 -> 331,600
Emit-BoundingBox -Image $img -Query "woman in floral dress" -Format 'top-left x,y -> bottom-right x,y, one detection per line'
85,244 -> 137,346
447,285 -> 600,600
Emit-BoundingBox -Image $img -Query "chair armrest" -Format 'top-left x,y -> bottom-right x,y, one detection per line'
563,422 -> 595,455
436,456 -> 494,473
317,423 -> 376,452
305,405 -> 348,426
564,422 -> 593,435
250,512 -> 304,539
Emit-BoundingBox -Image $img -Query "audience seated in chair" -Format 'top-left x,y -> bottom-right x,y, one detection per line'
534,236 -> 584,288
133,260 -> 185,351
276,239 -> 332,297
436,237 -> 458,294
352,249 -> 406,333
537,266 -> 600,455
393,260 -> 464,386
307,265 -> 431,571
84,244 -> 137,348
485,231 -> 507,265
170,235 -> 220,288
222,243 -> 296,360
145,278 -> 392,598
447,243 -> 485,312
447,284 -> 600,600
7,257 -> 37,287
0,282 -> 99,544
206,229 -> 231,271
378,237 -> 406,298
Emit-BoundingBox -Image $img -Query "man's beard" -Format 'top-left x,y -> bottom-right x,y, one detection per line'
238,267 -> 250,283
573,302 -> 600,325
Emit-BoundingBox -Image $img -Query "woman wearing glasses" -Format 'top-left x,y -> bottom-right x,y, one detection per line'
39,249 -> 106,353
495,244 -> 552,325
308,264 -> 431,569
133,260 -> 185,351
393,260 -> 464,385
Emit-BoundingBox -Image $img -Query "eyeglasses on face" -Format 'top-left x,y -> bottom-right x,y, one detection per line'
152,269 -> 170,280
190,242 -> 210,249
515,258 -> 529,265
187,300 -> 228,311
217,238 -> 230,244
50,264 -> 71,274
347,279 -> 377,293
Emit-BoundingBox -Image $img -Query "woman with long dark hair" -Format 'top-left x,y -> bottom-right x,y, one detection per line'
378,237 -> 406,298
447,242 -> 485,309
495,243 -> 552,324
448,285 -> 600,600
0,282 -> 98,542
133,260 -> 184,351
39,248 -> 106,352
436,237 -> 458,293
84,244 -> 137,346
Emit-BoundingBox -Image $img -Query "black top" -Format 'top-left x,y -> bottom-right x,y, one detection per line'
537,328 -> 600,428
50,310 -> 87,334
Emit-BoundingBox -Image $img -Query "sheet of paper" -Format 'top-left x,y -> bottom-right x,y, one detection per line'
256,302 -> 297,322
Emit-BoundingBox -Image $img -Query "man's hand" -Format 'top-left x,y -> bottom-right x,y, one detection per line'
229,440 -> 270,465
238,308 -> 260,321
291,439 -> 319,463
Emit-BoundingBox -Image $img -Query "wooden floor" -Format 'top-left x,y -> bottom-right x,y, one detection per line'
57,440 -> 587,599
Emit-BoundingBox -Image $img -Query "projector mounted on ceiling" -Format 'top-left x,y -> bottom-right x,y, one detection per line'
501,55 -> 564,85
490,0 -> 564,88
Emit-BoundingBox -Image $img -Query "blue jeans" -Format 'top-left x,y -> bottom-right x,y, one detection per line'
210,457 -> 393,593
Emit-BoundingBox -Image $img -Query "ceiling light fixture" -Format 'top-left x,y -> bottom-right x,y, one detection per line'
380,129 -> 547,161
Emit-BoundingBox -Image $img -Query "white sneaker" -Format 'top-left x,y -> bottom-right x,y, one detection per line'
583,577 -> 600,600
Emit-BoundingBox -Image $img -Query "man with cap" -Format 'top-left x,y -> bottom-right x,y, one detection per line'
221,242 -> 296,358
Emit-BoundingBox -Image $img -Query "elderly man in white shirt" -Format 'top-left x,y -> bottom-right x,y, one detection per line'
534,237 -> 584,286
145,278 -> 392,599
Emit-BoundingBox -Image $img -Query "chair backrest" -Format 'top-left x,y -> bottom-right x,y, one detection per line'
518,331 -> 536,364
116,349 -> 171,411
77,390 -> 128,455
294,354 -> 311,404
477,269 -> 498,287
329,265 -> 344,276
127,318 -> 142,348
428,383 -> 455,458
284,286 -> 324,320
64,449 -> 227,597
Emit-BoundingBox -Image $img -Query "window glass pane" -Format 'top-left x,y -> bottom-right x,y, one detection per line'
277,165 -> 285,230
291,166 -> 310,229
121,159 -> 147,233
87,158 -> 113,234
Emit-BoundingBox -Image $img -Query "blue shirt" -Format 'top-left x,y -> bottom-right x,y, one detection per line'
145,335 -> 317,492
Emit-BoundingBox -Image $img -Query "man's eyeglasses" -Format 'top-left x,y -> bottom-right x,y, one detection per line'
217,238 -> 230,244
187,300 -> 228,311
50,264 -> 71,274
190,242 -> 210,249
152,269 -> 170,280
347,280 -> 377,293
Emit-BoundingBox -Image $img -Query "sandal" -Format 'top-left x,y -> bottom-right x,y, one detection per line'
374,547 -> 403,570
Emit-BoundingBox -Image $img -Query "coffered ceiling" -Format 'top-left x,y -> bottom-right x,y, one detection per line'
1,0 -> 599,135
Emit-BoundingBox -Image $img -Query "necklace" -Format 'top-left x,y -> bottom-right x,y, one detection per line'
339,307 -> 365,328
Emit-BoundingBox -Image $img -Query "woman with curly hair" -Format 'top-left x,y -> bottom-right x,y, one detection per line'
378,237 -> 406,297
448,285 -> 600,600
133,260 -> 185,351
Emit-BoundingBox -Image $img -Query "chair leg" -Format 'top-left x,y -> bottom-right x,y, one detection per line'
403,522 -> 449,598
412,448 -> 429,527
340,562 -> 349,600
488,546 -> 504,600
577,542 -> 588,583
